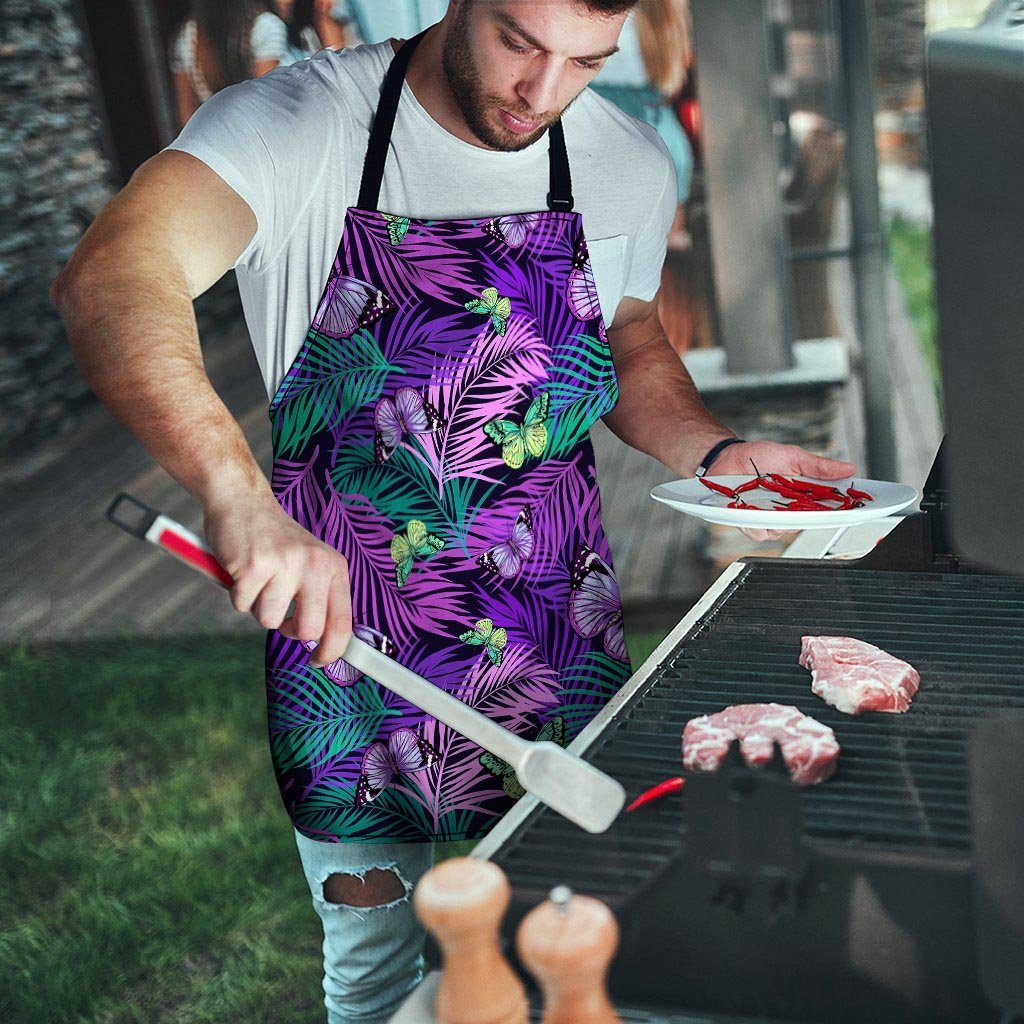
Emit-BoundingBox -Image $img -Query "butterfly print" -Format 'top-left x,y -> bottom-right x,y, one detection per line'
465,286 -> 512,336
480,715 -> 566,799
355,727 -> 438,806
484,214 -> 541,249
571,231 -> 589,270
382,213 -> 411,246
391,519 -> 445,587
314,273 -> 396,340
568,544 -> 628,662
301,625 -> 395,686
478,507 -> 535,579
567,232 -> 601,321
483,391 -> 549,469
459,618 -> 508,667
374,387 -> 443,463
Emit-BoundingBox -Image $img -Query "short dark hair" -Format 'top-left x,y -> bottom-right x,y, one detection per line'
580,0 -> 640,13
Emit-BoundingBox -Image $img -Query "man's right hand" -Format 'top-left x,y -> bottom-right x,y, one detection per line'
203,493 -> 353,667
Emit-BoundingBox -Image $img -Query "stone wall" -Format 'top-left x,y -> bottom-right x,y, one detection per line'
0,0 -> 245,461
0,0 -> 116,458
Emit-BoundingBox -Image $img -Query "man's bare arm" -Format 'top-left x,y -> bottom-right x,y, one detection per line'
50,150 -> 352,662
52,151 -> 260,502
602,295 -> 734,477
603,294 -> 856,480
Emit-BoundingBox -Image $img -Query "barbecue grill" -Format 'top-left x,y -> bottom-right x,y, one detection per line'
471,448 -> 1024,1023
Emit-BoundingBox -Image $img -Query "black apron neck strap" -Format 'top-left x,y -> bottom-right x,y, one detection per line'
357,29 -> 428,212
357,29 -> 575,214
546,119 -> 574,212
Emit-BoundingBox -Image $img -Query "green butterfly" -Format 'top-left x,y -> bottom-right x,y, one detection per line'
390,519 -> 444,587
484,391 -> 549,469
480,716 -> 567,799
465,286 -> 512,336
459,618 -> 508,666
382,214 -> 411,246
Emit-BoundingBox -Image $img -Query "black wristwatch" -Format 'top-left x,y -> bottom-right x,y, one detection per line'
694,437 -> 745,478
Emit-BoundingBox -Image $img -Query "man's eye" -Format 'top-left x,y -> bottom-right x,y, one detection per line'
576,59 -> 600,71
501,35 -> 530,54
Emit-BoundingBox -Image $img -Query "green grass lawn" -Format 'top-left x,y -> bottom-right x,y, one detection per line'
887,215 -> 941,400
0,629 -> 665,1022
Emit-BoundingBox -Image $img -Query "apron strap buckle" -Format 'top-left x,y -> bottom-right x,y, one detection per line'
547,191 -> 575,212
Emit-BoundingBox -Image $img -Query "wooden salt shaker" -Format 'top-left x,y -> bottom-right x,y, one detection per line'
516,885 -> 621,1024
413,857 -> 528,1024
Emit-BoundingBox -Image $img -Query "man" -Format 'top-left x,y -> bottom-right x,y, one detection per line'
52,2 -> 855,1020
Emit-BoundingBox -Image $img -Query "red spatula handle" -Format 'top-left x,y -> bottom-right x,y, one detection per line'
106,492 -> 234,589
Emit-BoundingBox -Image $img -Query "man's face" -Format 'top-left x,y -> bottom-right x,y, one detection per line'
442,1 -> 627,152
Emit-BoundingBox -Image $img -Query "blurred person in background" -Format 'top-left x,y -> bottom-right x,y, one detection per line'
335,0 -> 451,45
171,0 -> 289,126
592,0 -> 693,245
276,0 -> 351,63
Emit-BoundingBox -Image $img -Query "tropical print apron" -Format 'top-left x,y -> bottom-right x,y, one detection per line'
266,30 -> 632,843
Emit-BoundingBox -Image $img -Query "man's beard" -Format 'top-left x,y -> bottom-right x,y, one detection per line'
441,5 -> 558,152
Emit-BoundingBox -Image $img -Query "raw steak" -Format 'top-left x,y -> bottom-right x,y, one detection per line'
799,636 -> 920,716
682,703 -> 840,786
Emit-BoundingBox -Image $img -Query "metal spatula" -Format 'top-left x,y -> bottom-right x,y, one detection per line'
106,493 -> 626,834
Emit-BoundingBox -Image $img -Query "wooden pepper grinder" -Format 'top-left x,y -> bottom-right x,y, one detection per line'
413,857 -> 528,1024
516,885 -> 621,1024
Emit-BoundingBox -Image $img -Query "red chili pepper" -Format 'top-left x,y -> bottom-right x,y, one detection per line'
626,776 -> 685,813
760,479 -> 824,502
780,497 -> 834,511
699,477 -> 737,498
846,486 -> 873,502
734,478 -> 762,494
771,473 -> 844,499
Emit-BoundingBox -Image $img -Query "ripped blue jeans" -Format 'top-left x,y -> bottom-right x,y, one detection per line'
293,828 -> 442,1024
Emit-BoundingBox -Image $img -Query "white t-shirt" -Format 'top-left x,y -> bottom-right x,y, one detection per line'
166,40 -> 677,400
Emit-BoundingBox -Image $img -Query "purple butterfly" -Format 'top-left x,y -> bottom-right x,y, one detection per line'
374,387 -> 443,463
567,232 -> 602,321
484,214 -> 541,249
568,544 -> 628,662
301,624 -> 395,686
314,271 -> 396,339
478,507 -> 535,579
355,727 -> 438,806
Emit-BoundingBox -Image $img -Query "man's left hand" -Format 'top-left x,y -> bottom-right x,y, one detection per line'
706,440 -> 857,542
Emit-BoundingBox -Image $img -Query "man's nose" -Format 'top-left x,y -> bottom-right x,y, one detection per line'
516,64 -> 561,118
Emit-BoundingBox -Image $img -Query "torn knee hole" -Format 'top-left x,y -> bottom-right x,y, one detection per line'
323,868 -> 407,908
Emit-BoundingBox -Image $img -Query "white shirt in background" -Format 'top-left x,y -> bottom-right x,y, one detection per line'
170,11 -> 289,102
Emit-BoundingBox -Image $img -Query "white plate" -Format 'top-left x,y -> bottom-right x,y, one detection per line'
650,476 -> 920,530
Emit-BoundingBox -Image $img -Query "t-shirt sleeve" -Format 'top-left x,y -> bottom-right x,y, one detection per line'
251,12 -> 289,63
623,132 -> 678,302
164,65 -> 340,273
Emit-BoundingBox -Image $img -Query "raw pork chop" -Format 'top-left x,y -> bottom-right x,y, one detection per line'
682,703 -> 840,786
799,636 -> 920,716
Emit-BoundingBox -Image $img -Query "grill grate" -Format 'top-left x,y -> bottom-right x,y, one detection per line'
493,562 -> 1024,901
